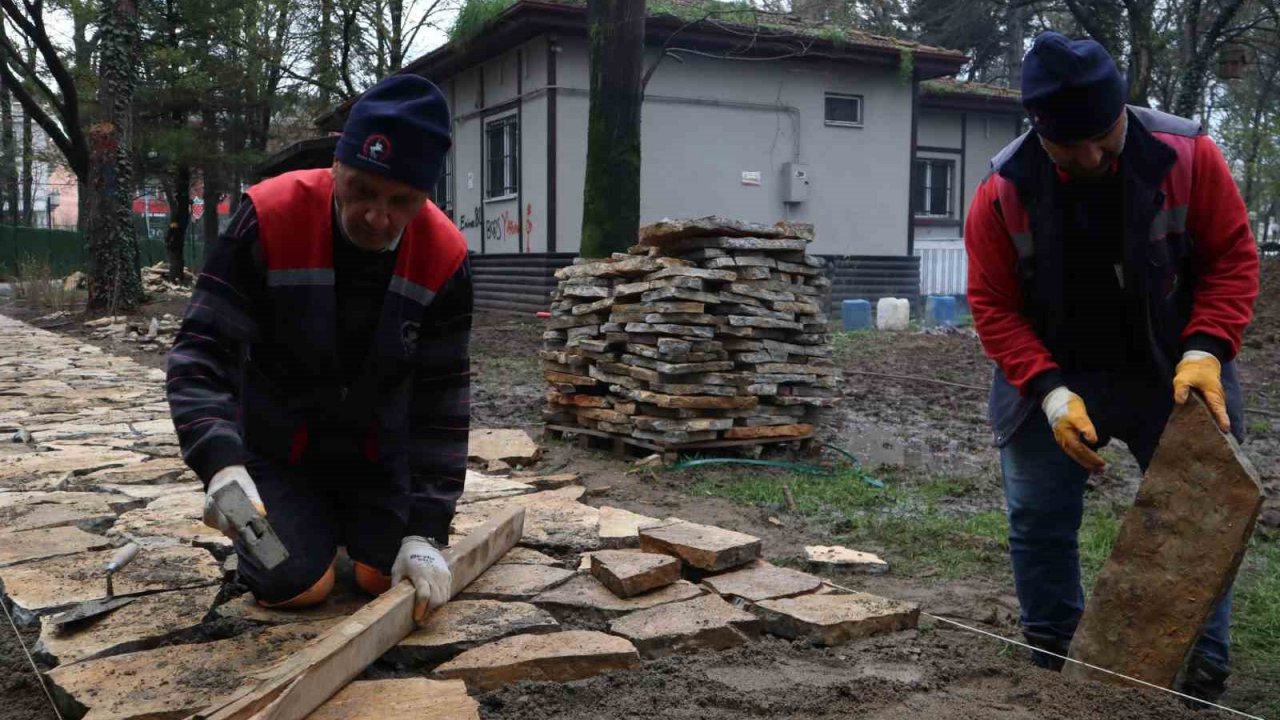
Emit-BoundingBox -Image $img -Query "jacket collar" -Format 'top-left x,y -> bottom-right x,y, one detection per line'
998,108 -> 1177,192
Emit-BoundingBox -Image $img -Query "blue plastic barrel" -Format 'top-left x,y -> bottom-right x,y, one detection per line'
925,295 -> 957,327
842,299 -> 872,331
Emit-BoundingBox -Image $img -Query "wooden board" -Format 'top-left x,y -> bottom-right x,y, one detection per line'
1064,398 -> 1263,688
190,506 -> 525,720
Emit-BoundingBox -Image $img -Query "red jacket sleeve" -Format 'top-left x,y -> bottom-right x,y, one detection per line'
965,177 -> 1061,397
1182,135 -> 1258,361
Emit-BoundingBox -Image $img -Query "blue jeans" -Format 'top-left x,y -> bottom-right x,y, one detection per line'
1000,368 -> 1243,673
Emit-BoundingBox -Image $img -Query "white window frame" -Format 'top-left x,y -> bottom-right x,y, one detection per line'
484,114 -> 519,202
914,158 -> 956,218
824,93 -> 864,128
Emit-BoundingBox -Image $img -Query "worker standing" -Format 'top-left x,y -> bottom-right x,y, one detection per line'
167,74 -> 471,625
965,32 -> 1258,702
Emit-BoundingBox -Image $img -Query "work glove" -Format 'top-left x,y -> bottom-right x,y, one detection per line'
391,536 -> 452,626
1173,351 -> 1230,432
1042,387 -> 1106,473
203,464 -> 266,539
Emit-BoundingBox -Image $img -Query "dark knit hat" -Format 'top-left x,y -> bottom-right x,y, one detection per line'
335,74 -> 451,193
1021,32 -> 1127,143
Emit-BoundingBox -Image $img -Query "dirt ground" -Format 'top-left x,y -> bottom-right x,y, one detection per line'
2,261 -> 1278,719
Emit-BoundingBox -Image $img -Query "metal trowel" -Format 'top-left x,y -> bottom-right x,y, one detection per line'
47,543 -> 141,626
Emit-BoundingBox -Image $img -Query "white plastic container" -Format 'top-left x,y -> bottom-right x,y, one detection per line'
876,297 -> 910,331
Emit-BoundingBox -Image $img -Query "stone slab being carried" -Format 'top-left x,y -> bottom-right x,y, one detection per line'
433,630 -> 641,691
609,593 -> 760,658
639,520 -> 761,572
753,592 -> 920,647
387,599 -> 561,667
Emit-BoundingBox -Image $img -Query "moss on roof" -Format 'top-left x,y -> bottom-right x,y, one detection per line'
921,78 -> 1021,100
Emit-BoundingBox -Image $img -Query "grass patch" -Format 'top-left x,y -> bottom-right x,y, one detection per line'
1233,538 -> 1280,715
12,255 -> 76,311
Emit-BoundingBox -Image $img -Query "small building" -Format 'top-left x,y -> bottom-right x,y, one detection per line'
263,1 -> 1024,311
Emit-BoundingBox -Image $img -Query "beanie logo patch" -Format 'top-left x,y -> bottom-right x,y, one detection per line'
359,133 -> 392,168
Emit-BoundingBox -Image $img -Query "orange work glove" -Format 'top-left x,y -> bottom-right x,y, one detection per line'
1174,351 -> 1230,432
1042,387 -> 1106,473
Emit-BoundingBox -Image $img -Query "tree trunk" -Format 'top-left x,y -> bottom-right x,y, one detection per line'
202,168 -> 221,260
166,163 -> 191,283
1173,0 -> 1246,119
579,0 -> 645,258
1241,65 -> 1279,209
21,44 -> 34,227
1005,1 -> 1024,89
0,21 -> 16,226
86,0 -> 143,312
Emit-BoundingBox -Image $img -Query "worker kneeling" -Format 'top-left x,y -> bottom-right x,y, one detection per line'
166,75 -> 471,626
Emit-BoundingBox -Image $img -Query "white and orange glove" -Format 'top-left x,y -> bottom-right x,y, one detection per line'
392,536 -> 452,626
1173,351 -> 1230,432
203,465 -> 266,539
1042,387 -> 1106,473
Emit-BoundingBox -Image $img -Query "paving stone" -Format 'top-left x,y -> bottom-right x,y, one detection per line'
702,560 -> 824,602
609,593 -> 760,658
308,678 -> 479,720
433,630 -> 641,692
454,487 -> 599,551
0,544 -> 222,615
46,621 -> 334,720
532,575 -> 704,624
94,480 -> 203,502
468,429 -> 542,466
212,584 -> 370,625
458,471 -> 535,504
639,520 -> 761,572
804,545 -> 890,574
597,506 -> 667,549
0,526 -> 111,567
576,548 -> 645,572
590,551 -> 681,598
753,592 -> 920,646
457,563 -> 576,600
387,600 -> 561,666
108,492 -> 232,552
0,446 -> 148,490
1064,399 -> 1265,688
639,216 -> 813,245
80,457 -> 189,485
496,546 -> 563,566
0,491 -> 119,534
38,585 -> 220,665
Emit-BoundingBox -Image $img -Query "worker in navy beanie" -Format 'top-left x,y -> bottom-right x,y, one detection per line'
962,30 -> 1258,706
168,72 -> 472,629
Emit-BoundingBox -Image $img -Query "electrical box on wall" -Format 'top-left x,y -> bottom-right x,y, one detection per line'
782,162 -> 810,203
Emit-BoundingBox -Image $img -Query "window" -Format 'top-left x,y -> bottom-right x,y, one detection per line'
914,158 -> 955,217
485,115 -> 519,199
824,93 -> 863,127
435,151 -> 453,219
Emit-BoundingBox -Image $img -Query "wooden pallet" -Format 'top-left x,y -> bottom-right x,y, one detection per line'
544,423 -> 816,464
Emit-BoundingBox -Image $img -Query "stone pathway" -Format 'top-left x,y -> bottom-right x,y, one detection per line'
0,313 -> 917,719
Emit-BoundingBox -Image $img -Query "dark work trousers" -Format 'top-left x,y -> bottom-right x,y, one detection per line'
231,433 -> 410,605
999,363 -> 1244,673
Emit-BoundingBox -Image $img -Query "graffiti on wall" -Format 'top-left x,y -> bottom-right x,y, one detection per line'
468,203 -> 536,249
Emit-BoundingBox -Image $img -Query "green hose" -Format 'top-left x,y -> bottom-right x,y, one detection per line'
670,442 -> 885,489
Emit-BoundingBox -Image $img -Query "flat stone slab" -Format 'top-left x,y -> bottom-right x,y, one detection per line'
639,216 -> 814,245
434,630 -> 641,692
702,560 -> 824,602
0,446 -> 148,489
590,550 -> 681,598
94,481 -> 203,503
459,471 -> 535,504
454,488 -> 600,551
1065,398 -> 1264,688
38,585 -> 220,665
495,547 -> 562,566
468,429 -> 542,467
0,491 -> 119,534
804,545 -> 890,574
639,520 -> 761,572
532,575 -> 704,622
46,621 -> 334,720
108,491 -> 231,551
213,585 -> 370,625
609,593 -> 760,658
0,544 -> 222,615
457,563 -> 576,600
753,592 -> 920,647
309,678 -> 479,720
598,506 -> 667,549
0,526 -> 111,567
388,600 -> 560,667
80,458 -> 190,485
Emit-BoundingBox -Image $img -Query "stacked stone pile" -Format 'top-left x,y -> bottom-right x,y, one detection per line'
541,216 -> 839,447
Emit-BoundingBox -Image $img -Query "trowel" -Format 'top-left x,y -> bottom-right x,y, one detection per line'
47,543 -> 141,626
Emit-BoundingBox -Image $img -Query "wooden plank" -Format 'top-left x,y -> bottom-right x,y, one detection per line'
191,506 -> 525,720
1064,397 -> 1263,688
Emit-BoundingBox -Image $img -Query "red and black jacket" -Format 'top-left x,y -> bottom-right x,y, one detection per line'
965,106 -> 1257,445
166,169 -> 472,542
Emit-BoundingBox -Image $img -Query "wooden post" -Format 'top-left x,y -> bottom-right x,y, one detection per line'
578,0 -> 645,258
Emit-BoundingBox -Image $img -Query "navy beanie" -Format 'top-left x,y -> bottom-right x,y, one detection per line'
1021,32 -> 1127,144
335,74 -> 451,193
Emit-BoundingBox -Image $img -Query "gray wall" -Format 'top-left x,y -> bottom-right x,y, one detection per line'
913,108 -> 1021,240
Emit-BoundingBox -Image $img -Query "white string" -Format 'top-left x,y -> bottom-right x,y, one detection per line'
821,581 -> 1265,720
1,599 -> 65,720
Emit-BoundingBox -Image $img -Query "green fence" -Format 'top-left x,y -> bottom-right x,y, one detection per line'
0,221 -> 210,280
